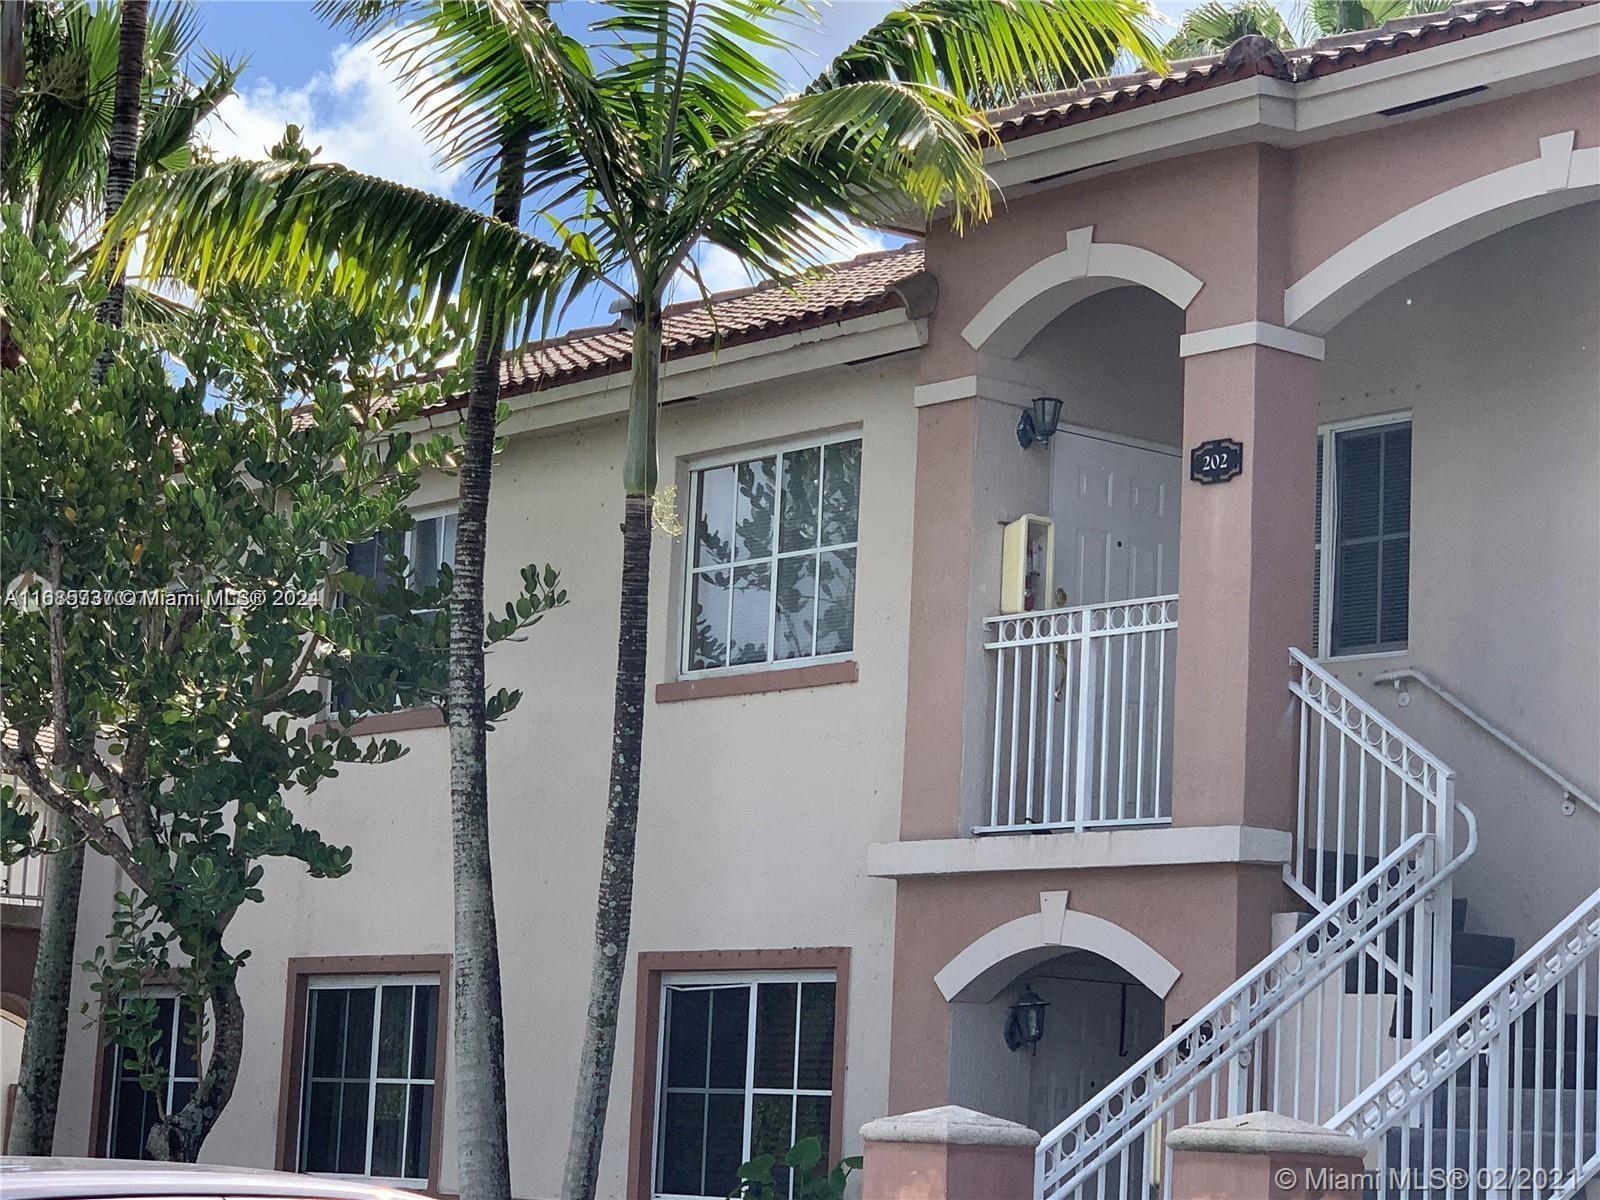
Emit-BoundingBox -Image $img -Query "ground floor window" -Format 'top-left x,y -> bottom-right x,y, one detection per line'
654,972 -> 837,1200
100,994 -> 201,1159
296,974 -> 440,1185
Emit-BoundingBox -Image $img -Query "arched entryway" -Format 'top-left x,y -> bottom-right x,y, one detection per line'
934,894 -> 1179,1135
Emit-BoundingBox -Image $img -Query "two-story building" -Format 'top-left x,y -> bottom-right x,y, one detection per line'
13,1 -> 1599,1195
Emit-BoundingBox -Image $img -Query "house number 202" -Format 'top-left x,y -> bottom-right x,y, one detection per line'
1189,438 -> 1245,484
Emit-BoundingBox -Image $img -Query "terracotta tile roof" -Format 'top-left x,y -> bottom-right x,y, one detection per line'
989,0 -> 1588,143
283,246 -> 925,428
495,244 -> 926,399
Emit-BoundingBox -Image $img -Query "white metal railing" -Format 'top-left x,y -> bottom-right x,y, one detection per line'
1036,834 -> 1440,1200
1372,666 -> 1600,818
1291,648 -> 1475,1034
2,848 -> 46,905
982,597 -> 1177,834
1336,889 -> 1600,1200
1034,648 -> 1480,1200
1291,649 -> 1458,907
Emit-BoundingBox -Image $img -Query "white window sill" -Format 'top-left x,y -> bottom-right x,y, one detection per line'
1317,648 -> 1409,665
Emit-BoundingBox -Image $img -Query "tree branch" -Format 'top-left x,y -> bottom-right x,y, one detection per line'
0,743 -> 147,889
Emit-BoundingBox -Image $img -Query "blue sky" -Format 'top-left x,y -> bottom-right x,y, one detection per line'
190,1 -> 1203,326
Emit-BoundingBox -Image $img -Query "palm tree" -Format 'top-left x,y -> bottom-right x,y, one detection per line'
1166,0 -> 1450,55
1166,1 -> 1294,56
3,2 -> 240,237
7,0 -> 154,1157
0,0 -> 240,367
445,119 -> 531,1200
107,3 -> 1163,1195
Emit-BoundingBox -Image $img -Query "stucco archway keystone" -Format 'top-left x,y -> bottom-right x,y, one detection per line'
934,890 -> 1182,1004
1285,131 -> 1600,336
960,226 -> 1205,359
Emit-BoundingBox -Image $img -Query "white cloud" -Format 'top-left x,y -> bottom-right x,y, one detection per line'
198,41 -> 464,196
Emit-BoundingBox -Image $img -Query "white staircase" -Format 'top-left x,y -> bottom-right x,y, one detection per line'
1336,890 -> 1600,1198
1033,650 -> 1600,1200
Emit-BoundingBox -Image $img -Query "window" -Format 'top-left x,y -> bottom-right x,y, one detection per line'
298,976 -> 440,1184
654,974 -> 837,1200
345,508 -> 458,601
683,437 -> 861,674
1315,419 -> 1412,657
100,994 -> 201,1159
334,509 -> 457,712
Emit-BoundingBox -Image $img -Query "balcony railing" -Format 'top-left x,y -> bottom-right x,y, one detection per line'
2,850 -> 45,906
981,596 -> 1177,834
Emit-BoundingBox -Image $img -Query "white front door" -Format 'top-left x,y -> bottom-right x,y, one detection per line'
1049,431 -> 1181,606
1026,975 -> 1164,1137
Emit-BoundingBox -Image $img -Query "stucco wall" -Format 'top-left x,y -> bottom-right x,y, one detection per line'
55,351 -> 918,1198
1318,201 -> 1600,945
1001,287 -> 1185,451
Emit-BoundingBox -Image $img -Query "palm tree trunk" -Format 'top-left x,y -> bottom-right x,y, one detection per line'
562,307 -> 662,1200
4,840 -> 83,1154
9,0 -> 149,1154
448,125 -> 527,1200
1,0 -> 27,370
8,540 -> 83,1156
94,0 -> 147,332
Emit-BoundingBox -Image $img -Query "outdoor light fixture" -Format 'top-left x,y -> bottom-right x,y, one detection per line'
1003,984 -> 1050,1054
1016,396 -> 1063,450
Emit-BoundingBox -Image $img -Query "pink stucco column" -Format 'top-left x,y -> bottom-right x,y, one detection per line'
1167,1112 -> 1366,1200
860,1106 -> 1039,1200
1170,341 -> 1320,833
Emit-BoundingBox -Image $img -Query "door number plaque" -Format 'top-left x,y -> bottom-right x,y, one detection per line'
1190,438 -> 1244,484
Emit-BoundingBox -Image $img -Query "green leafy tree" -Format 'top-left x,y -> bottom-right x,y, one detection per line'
1166,0 -> 1451,56
2,0 -> 242,1152
105,3 -> 1165,1194
0,212 -> 564,1161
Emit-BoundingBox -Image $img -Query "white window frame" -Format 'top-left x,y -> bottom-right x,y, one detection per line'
326,504 -> 458,713
102,988 -> 201,1157
1315,411 -> 1412,661
651,969 -> 838,1200
398,504 -> 458,601
678,431 -> 862,680
298,972 -> 441,1188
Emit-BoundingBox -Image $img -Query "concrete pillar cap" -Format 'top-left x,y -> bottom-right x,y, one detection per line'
1165,1111 -> 1363,1158
859,1106 -> 1041,1149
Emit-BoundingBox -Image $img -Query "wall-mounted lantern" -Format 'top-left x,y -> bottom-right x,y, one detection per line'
1003,984 -> 1050,1054
1016,396 -> 1063,450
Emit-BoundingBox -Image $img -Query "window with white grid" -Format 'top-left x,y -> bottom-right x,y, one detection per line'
297,975 -> 440,1184
654,974 -> 837,1200
682,436 -> 860,674
101,993 -> 201,1159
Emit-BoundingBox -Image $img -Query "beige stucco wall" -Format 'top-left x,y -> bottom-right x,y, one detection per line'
1318,201 -> 1600,946
55,349 -> 919,1198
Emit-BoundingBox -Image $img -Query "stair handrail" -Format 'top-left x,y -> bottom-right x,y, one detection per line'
1036,832 -> 1436,1200
1332,888 -> 1600,1199
1371,665 -> 1600,818
1289,649 -> 1459,900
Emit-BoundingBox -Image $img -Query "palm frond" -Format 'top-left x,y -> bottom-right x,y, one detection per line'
103,158 -> 567,339
137,49 -> 245,176
675,79 -> 990,279
1305,0 -> 1449,36
812,0 -> 1165,107
1166,1 -> 1294,56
